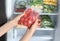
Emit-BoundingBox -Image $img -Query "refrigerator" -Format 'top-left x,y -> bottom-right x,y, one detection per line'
5,0 -> 60,41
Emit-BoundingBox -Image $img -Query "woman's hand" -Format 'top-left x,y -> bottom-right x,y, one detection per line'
20,18 -> 40,41
12,14 -> 24,26
0,14 -> 24,37
27,18 -> 40,31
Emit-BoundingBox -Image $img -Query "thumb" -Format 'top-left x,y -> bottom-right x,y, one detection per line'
33,19 -> 38,26
30,19 -> 38,29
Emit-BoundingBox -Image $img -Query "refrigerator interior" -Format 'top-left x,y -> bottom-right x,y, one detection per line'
6,0 -> 60,41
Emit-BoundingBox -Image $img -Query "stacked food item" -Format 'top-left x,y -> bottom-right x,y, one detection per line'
15,1 -> 26,12
29,0 -> 57,13
43,0 -> 57,13
43,0 -> 57,6
30,0 -> 43,13
14,0 -> 57,13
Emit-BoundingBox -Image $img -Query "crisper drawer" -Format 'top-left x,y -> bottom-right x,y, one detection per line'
16,28 -> 54,37
13,36 -> 53,41
12,28 -> 54,41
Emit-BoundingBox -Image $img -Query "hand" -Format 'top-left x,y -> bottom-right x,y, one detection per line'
27,18 -> 40,32
12,14 -> 24,26
19,18 -> 40,41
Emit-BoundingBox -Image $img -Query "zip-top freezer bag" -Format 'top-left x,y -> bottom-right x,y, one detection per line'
18,8 -> 39,28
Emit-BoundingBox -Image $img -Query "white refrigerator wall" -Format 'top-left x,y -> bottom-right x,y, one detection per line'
6,0 -> 15,19
54,0 -> 60,41
5,0 -> 16,41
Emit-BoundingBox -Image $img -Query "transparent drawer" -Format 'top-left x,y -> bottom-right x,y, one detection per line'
12,28 -> 54,41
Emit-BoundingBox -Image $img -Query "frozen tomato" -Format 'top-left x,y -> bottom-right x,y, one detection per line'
23,18 -> 28,26
33,11 -> 38,16
27,19 -> 32,27
25,8 -> 32,15
24,13 -> 28,17
24,22 -> 28,26
28,11 -> 34,16
32,16 -> 36,23
18,16 -> 25,25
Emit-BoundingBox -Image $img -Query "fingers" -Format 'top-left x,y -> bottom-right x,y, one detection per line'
15,13 -> 25,21
34,19 -> 38,26
19,13 -> 25,17
30,19 -> 38,29
28,18 -> 41,30
17,13 -> 24,19
38,19 -> 41,26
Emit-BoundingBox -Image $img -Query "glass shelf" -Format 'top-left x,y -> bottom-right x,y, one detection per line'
36,28 -> 54,30
39,13 -> 58,15
13,12 -> 58,15
13,12 -> 23,14
16,26 -> 54,31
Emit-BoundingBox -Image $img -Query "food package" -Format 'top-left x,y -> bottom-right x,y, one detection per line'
18,8 -> 39,28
